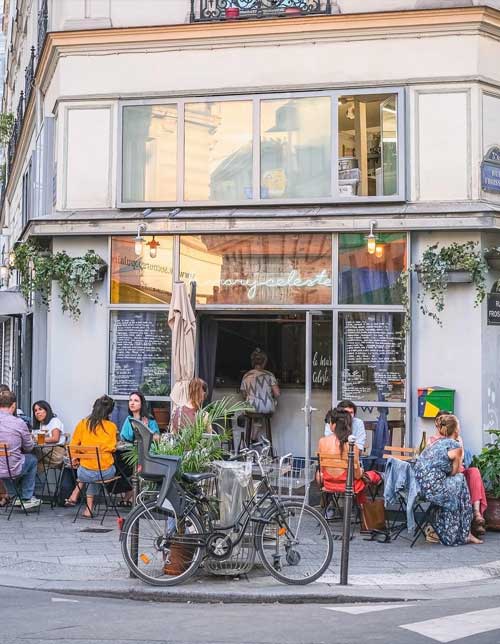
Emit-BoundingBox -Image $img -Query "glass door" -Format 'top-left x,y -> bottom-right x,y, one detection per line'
304,311 -> 333,497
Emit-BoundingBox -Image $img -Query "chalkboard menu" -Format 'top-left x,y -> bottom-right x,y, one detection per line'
338,312 -> 405,402
109,311 -> 171,396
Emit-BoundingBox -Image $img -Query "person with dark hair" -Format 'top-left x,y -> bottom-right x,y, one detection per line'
32,401 -> 65,445
415,413 -> 482,545
427,410 -> 487,538
66,395 -> 117,517
120,391 -> 160,443
317,407 -> 381,517
325,399 -> 366,452
0,390 -> 40,509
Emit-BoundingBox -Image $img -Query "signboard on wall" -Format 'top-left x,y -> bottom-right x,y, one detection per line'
481,146 -> 500,194
487,293 -> 500,326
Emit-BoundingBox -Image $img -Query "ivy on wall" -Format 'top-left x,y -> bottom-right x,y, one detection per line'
11,241 -> 107,319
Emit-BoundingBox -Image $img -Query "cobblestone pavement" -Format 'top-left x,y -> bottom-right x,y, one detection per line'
1,502 -> 499,592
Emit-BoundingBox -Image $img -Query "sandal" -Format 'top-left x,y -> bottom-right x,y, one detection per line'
64,499 -> 77,507
424,525 -> 440,544
0,497 -> 10,507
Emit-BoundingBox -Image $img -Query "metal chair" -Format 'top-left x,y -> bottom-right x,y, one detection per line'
0,443 -> 38,519
66,445 -> 121,524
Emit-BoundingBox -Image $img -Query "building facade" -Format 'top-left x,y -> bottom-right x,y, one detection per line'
1,0 -> 500,456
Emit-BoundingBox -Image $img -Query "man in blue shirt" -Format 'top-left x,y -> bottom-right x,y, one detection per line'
324,399 -> 366,452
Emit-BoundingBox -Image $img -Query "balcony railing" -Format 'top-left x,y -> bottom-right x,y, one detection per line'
24,47 -> 36,105
37,0 -> 48,55
190,0 -> 331,22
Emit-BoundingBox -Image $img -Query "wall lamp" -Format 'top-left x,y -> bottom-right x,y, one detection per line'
367,221 -> 377,255
134,223 -> 147,256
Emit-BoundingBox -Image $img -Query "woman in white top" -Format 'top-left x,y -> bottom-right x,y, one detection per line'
32,400 -> 65,445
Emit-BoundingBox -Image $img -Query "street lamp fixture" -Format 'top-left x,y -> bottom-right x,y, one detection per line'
367,221 -> 377,255
147,236 -> 160,259
134,223 -> 147,256
375,243 -> 384,259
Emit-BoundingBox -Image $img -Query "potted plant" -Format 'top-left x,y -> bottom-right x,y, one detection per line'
284,6 -> 302,16
413,241 -> 487,326
472,430 -> 500,530
225,5 -> 240,20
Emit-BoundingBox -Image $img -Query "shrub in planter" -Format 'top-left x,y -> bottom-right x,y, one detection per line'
472,430 -> 500,530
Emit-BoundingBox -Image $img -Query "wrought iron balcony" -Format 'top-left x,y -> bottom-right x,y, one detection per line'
38,0 -> 48,54
190,0 -> 331,22
24,47 -> 36,105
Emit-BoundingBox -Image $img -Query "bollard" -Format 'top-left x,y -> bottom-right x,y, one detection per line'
129,454 -> 139,577
339,434 -> 356,586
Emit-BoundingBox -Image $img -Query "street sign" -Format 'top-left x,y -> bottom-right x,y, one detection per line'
487,293 -> 500,325
482,146 -> 500,194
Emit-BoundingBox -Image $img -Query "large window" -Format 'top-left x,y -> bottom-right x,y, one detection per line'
185,101 -> 253,201
119,89 -> 405,205
122,105 -> 177,203
180,233 -> 332,306
110,236 -> 174,304
260,97 -> 331,199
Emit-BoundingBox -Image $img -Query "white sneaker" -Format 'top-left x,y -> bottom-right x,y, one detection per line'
21,497 -> 41,510
13,498 -> 22,506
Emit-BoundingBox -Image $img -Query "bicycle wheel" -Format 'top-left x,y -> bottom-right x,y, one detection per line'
256,500 -> 333,585
121,501 -> 204,586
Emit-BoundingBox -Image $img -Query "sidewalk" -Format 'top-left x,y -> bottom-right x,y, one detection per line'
1,504 -> 500,603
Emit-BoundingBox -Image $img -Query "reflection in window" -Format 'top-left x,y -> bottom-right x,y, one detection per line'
110,236 -> 174,304
338,94 -> 397,197
261,97 -> 331,199
180,233 -> 332,305
338,233 -> 406,305
184,101 -> 253,201
338,312 -> 406,403
122,105 -> 177,203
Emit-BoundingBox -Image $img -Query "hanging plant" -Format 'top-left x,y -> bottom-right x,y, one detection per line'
396,242 -> 487,331
10,241 -> 107,319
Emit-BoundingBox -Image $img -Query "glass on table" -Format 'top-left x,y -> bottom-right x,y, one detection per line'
36,430 -> 47,446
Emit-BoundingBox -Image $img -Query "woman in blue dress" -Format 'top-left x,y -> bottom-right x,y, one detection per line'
415,414 -> 482,546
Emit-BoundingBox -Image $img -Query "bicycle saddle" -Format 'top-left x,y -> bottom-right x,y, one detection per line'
182,472 -> 215,484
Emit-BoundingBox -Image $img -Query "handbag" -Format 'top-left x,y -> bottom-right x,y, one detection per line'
360,498 -> 387,533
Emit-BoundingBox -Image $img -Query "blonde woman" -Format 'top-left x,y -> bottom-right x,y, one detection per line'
170,378 -> 209,433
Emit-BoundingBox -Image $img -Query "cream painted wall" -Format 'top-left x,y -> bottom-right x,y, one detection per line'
46,236 -> 110,436
411,231 -> 484,455
61,105 -> 114,210
416,91 -> 470,201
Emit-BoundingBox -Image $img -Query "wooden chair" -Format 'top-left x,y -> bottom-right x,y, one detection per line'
66,445 -> 121,524
0,443 -> 39,519
383,446 -> 418,461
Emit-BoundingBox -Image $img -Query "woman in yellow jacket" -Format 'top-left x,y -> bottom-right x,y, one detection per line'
66,395 -> 117,518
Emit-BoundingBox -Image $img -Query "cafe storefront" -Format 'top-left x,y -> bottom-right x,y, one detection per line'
108,231 -> 408,459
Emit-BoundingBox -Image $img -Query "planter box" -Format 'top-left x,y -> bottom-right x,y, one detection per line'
484,253 -> 500,271
416,266 -> 473,284
95,263 -> 108,281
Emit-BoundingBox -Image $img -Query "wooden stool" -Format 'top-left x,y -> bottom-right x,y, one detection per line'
244,413 -> 273,450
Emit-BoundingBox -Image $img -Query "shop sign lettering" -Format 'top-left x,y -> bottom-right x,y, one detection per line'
220,269 -> 331,300
482,146 -> 500,194
312,351 -> 332,387
487,293 -> 500,326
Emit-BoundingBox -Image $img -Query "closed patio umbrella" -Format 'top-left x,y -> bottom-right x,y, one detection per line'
168,281 -> 196,409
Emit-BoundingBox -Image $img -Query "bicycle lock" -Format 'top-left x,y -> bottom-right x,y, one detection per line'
129,451 -> 139,577
339,434 -> 356,586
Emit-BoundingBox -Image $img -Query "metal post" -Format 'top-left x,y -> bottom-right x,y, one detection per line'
339,435 -> 356,586
129,454 -> 139,577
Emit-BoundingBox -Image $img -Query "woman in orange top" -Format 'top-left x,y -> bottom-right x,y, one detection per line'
66,395 -> 117,518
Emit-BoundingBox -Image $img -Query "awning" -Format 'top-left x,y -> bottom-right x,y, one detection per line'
0,291 -> 27,315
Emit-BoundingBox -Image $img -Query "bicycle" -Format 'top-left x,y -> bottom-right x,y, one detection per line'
120,419 -> 334,586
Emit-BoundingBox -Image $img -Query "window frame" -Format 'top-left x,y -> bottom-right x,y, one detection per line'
117,87 -> 406,208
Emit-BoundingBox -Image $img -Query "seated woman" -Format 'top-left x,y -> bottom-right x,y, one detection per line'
32,400 -> 67,471
119,391 -> 160,443
317,408 -> 381,505
416,413 -> 482,545
65,395 -> 117,518
170,378 -> 209,433
428,410 -> 487,538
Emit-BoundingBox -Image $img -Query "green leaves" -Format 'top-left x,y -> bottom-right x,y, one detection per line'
11,241 -> 106,319
472,430 -> 500,499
